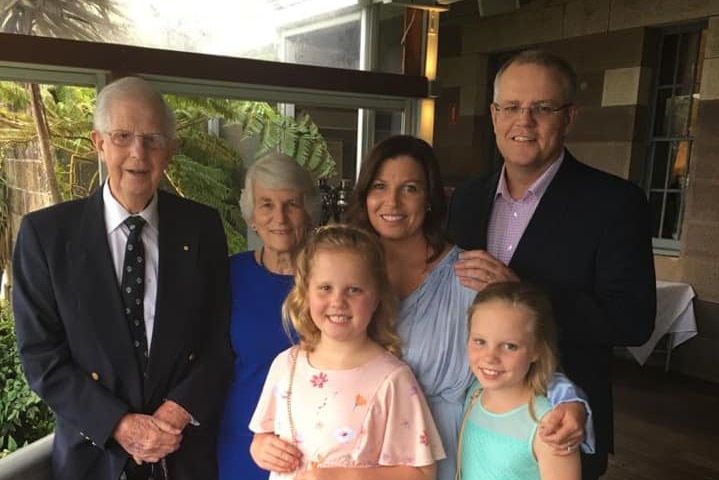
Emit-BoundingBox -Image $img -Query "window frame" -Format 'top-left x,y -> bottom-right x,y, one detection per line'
644,22 -> 706,255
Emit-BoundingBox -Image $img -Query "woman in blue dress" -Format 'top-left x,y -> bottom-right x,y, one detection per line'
217,153 -> 320,480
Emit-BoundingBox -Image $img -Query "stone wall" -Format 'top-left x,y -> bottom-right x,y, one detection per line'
436,0 -> 719,382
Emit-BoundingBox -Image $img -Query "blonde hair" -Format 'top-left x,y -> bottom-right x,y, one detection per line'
282,224 -> 401,357
468,282 -> 559,418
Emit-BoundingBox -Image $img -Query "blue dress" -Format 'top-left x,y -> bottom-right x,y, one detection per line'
397,246 -> 477,480
217,251 -> 294,480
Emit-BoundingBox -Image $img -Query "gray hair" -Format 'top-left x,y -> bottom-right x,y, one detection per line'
93,76 -> 177,139
493,49 -> 578,104
239,152 -> 321,226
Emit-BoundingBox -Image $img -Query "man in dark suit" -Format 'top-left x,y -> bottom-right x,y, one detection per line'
447,50 -> 656,479
12,77 -> 233,480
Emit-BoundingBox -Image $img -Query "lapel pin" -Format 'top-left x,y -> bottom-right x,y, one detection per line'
183,245 -> 190,251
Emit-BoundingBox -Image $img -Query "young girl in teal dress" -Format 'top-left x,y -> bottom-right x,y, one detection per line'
458,282 -> 582,480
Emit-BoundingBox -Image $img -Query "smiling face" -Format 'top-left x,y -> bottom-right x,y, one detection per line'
91,97 -> 174,213
467,299 -> 539,395
492,62 -> 577,180
308,248 -> 380,347
251,183 -> 308,257
365,155 -> 428,243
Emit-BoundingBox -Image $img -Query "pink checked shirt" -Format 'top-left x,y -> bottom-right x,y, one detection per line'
487,153 -> 565,265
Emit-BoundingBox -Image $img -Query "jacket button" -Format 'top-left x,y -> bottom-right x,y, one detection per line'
188,352 -> 195,361
91,372 -> 100,381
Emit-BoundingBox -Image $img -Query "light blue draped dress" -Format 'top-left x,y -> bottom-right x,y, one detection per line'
397,246 -> 477,480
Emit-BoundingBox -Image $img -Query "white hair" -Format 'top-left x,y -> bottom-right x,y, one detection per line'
239,152 -> 321,226
93,76 -> 176,139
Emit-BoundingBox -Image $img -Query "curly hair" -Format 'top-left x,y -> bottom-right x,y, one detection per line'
282,223 -> 402,357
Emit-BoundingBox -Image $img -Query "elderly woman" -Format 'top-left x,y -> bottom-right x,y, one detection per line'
217,152 -> 320,480
344,135 -> 591,480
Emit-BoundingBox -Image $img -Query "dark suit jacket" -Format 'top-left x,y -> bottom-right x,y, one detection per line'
12,188 -> 233,480
447,151 -> 656,462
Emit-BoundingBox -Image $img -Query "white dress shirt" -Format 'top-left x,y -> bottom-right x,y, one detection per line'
103,182 -> 159,349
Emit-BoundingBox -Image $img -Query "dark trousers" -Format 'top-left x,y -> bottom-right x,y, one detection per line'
122,460 -> 167,480
581,451 -> 608,480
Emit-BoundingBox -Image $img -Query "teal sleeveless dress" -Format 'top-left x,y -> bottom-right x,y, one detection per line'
459,381 -> 551,480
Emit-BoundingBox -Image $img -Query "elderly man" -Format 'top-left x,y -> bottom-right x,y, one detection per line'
448,50 -> 656,479
13,77 -> 232,480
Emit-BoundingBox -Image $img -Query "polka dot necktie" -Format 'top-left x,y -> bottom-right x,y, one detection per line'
121,216 -> 149,375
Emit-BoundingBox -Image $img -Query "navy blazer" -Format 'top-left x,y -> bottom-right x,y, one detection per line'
13,188 -> 233,480
447,151 -> 656,460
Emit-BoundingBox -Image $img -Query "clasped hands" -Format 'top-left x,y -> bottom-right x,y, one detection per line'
113,400 -> 191,464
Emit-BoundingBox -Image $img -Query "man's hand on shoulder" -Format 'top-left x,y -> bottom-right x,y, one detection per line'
455,249 -> 519,291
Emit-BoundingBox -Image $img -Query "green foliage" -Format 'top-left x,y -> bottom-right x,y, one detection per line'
0,301 -> 55,458
233,102 -> 335,178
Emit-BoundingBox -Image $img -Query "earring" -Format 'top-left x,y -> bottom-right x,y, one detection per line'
251,224 -> 257,231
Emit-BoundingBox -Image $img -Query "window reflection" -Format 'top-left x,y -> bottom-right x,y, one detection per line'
117,0 -> 363,67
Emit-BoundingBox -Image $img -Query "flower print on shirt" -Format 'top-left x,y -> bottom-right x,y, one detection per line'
353,394 -> 367,409
334,427 -> 357,443
311,372 -> 328,388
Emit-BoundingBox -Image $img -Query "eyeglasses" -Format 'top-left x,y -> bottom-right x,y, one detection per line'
106,129 -> 169,150
492,102 -> 572,119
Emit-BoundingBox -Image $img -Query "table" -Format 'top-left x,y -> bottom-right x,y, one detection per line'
627,281 -> 698,369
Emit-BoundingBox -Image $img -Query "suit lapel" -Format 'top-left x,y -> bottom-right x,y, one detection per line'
510,152 -> 576,268
476,172 -> 500,249
75,189 -> 144,405
144,192 -> 200,402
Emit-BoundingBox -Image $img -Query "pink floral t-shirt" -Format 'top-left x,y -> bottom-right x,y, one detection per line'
249,347 -> 445,478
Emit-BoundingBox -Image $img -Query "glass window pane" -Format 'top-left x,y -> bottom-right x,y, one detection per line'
650,142 -> 670,189
668,140 -> 691,190
649,191 -> 665,238
375,111 -> 404,142
676,31 -> 701,87
377,6 -> 406,74
12,0 -> 364,68
662,192 -> 683,239
281,14 -> 361,68
668,94 -> 691,136
659,34 -> 678,86
653,88 -> 672,137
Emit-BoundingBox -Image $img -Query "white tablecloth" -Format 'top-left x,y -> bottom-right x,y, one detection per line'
627,281 -> 698,365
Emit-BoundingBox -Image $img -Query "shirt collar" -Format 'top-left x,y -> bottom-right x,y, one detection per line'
103,180 -> 159,234
495,150 -> 565,201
